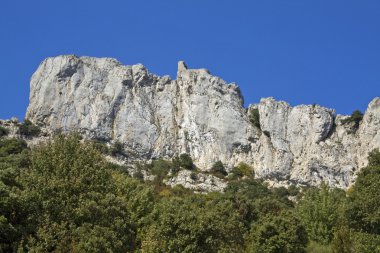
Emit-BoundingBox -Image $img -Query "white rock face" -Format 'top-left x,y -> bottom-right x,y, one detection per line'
26,55 -> 380,189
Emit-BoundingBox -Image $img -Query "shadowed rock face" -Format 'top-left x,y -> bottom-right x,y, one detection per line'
26,55 -> 380,188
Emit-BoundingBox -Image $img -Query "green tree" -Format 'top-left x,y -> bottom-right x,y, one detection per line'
0,138 -> 27,157
18,135 -> 136,252
248,211 -> 308,253
0,138 -> 30,252
346,149 -> 380,235
331,226 -> 353,253
296,183 -> 346,245
350,231 -> 380,253
150,159 -> 172,183
141,195 -> 246,253
342,149 -> 380,252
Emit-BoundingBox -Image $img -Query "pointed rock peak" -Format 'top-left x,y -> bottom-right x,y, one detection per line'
368,97 -> 380,108
365,97 -> 380,117
178,61 -> 188,72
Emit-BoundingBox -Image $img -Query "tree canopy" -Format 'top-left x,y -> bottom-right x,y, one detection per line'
0,134 -> 379,252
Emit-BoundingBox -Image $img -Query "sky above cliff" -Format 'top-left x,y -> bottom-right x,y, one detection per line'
0,0 -> 379,119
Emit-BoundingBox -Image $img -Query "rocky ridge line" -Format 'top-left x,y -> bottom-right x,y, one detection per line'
19,55 -> 380,189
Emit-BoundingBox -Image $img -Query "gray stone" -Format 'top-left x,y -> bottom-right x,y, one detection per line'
25,55 -> 380,189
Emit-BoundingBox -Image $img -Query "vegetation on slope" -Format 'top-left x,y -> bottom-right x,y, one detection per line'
0,133 -> 379,252
341,110 -> 364,131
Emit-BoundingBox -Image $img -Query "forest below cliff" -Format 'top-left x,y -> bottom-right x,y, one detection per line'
1,130 -> 380,252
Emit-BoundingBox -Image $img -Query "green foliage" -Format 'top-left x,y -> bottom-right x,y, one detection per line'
0,138 -> 30,252
229,162 -> 254,180
296,184 -> 346,245
341,110 -> 363,129
226,179 -> 272,200
306,241 -> 333,253
18,135 -> 136,252
106,162 -> 130,175
249,108 -> 261,129
288,184 -> 300,196
133,169 -> 144,181
368,148 -> 380,166
90,139 -> 109,154
149,159 -> 173,185
18,119 -> 40,137
350,231 -> 380,253
346,149 -> 380,234
0,126 -> 9,137
331,226 -> 353,253
109,141 -> 124,156
141,195 -> 246,252
248,211 -> 308,253
112,174 -> 156,247
0,133 -> 379,252
0,138 -> 27,157
173,153 -> 194,170
210,160 -> 227,177
224,179 -> 292,227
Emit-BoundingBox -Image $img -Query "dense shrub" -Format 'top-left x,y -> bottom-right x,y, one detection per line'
173,153 -> 194,170
17,135 -> 136,252
90,139 -> 109,154
248,211 -> 308,253
0,138 -> 28,157
296,184 -> 346,245
0,126 -> 9,137
346,149 -> 380,234
18,119 -> 40,137
331,226 -> 353,253
0,132 -> 379,252
109,141 -> 124,156
229,162 -> 254,179
341,110 -> 363,130
150,159 -> 172,183
210,160 -> 227,177
0,137 -> 30,252
133,169 -> 144,181
141,196 -> 246,252
287,184 -> 300,196
306,241 -> 333,253
350,231 -> 380,253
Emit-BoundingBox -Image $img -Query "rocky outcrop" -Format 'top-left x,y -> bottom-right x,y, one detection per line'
165,170 -> 227,193
26,55 -> 380,189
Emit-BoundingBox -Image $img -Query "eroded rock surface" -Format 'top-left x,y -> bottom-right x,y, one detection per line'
26,55 -> 380,188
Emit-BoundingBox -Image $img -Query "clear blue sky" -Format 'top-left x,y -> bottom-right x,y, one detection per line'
0,0 -> 379,120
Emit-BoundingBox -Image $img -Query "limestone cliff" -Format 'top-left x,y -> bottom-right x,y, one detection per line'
26,55 -> 380,188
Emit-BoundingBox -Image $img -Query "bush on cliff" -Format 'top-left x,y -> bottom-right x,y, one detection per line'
0,126 -> 9,137
341,110 -> 363,130
18,119 -> 40,137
